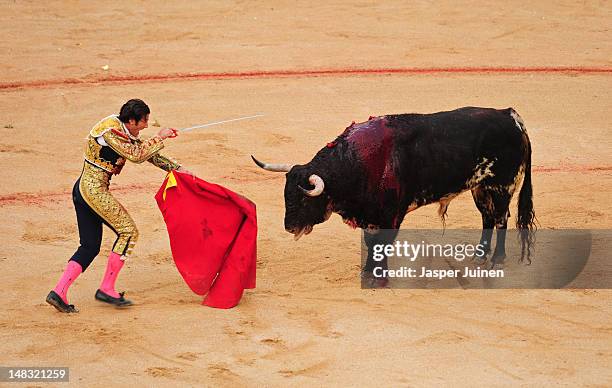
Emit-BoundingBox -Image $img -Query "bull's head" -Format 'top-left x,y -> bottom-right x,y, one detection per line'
251,155 -> 332,240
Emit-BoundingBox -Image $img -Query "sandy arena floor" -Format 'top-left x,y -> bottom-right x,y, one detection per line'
1,1 -> 611,386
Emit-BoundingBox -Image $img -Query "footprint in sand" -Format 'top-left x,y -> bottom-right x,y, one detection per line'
207,363 -> 240,379
278,360 -> 329,378
22,220 -> 76,243
239,319 -> 255,327
191,132 -> 227,142
213,142 -> 243,156
286,309 -> 343,338
260,337 -> 286,346
176,352 -> 203,361
264,133 -> 294,146
143,252 -> 173,265
412,330 -> 471,346
145,367 -> 184,378
0,144 -> 36,154
90,327 -> 124,345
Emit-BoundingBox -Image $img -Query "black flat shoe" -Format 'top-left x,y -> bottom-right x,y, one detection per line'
46,291 -> 79,313
95,289 -> 133,307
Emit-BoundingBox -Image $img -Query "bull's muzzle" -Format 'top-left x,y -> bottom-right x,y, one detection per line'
286,225 -> 314,240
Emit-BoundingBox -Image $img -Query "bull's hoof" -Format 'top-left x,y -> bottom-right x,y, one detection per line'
361,272 -> 389,288
471,253 -> 489,266
488,262 -> 505,270
488,253 -> 506,270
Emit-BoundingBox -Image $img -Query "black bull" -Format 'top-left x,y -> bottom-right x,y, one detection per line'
253,107 -> 536,282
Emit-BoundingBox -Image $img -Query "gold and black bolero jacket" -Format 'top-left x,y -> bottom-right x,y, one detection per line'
83,115 -> 180,175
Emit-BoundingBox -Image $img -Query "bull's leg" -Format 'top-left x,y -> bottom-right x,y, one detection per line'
471,188 -> 495,265
362,228 -> 399,288
362,230 -> 379,274
490,188 -> 513,268
491,212 -> 509,268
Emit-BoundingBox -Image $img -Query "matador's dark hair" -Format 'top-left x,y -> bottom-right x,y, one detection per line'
118,99 -> 150,123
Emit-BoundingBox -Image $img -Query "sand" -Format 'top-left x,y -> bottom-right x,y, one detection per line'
0,1 -> 611,386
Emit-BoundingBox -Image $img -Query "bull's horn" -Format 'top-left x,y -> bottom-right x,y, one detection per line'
300,174 -> 325,197
251,155 -> 293,172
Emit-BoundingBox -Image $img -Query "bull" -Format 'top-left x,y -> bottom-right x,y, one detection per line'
253,107 -> 536,286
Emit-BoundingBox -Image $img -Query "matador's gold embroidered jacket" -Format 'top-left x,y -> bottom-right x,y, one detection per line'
84,115 -> 180,175
79,115 -> 181,257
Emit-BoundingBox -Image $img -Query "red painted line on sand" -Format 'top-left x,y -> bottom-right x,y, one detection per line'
1,164 -> 610,206
1,66 -> 611,91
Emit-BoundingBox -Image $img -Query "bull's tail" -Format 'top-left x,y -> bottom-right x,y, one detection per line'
516,135 -> 536,264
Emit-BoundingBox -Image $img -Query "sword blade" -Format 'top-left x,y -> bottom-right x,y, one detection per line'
179,114 -> 264,132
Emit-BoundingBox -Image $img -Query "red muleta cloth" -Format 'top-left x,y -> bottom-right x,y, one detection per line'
155,171 -> 257,308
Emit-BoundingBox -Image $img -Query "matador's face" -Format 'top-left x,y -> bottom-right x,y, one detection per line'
126,114 -> 149,137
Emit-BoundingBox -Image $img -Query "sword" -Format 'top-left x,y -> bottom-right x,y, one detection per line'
178,114 -> 264,132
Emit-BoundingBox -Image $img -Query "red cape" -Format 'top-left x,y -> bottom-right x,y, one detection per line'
155,171 -> 256,308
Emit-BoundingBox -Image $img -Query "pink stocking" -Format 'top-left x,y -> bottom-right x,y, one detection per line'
53,261 -> 83,304
99,252 -> 125,298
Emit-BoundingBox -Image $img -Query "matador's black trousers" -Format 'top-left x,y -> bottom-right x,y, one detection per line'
70,178 -> 132,271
